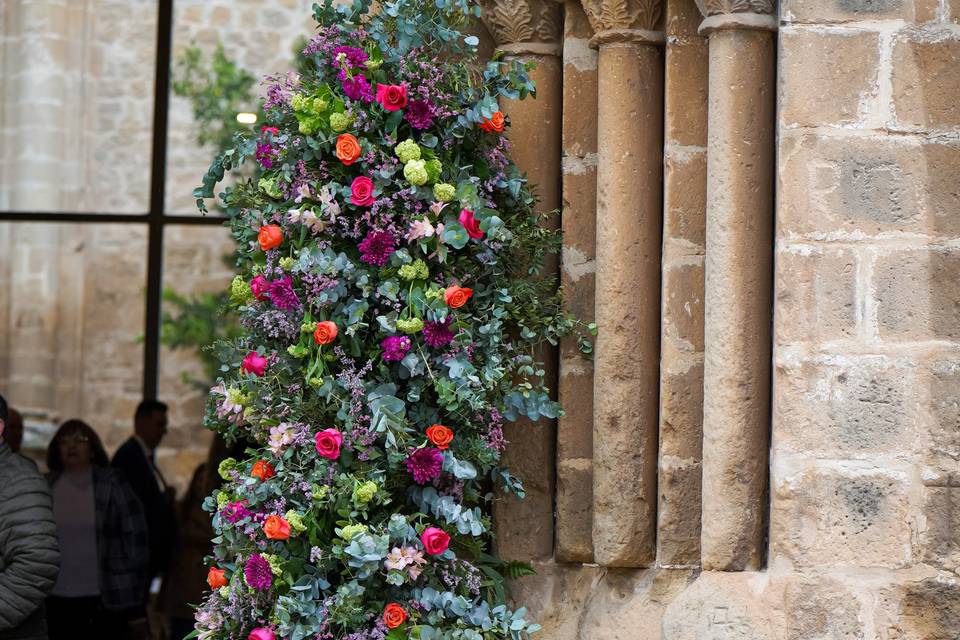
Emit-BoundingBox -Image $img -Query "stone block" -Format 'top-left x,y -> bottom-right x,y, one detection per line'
656,456 -> 702,566
663,147 -> 707,247
778,133 -> 960,238
920,480 -> 960,572
660,357 -> 704,460
923,361 -> 960,462
771,466 -> 913,568
555,457 -> 593,562
664,42 -> 708,148
773,358 -> 919,458
780,29 -> 880,128
875,578 -> 960,640
892,32 -> 960,130
783,0 -> 928,22
874,248 -> 960,342
662,571 -> 784,639
785,579 -> 864,640
662,259 -> 705,353
774,246 -> 857,344
562,1 -> 598,155
666,0 -> 705,37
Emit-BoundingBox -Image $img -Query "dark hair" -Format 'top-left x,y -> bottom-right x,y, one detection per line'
135,399 -> 168,420
47,419 -> 110,471
0,394 -> 7,426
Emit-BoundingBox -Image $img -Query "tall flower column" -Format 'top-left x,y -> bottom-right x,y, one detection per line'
696,0 -> 777,571
582,0 -> 665,568
480,0 -> 564,562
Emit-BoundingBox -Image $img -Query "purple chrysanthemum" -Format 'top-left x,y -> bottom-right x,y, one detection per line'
332,45 -> 369,67
404,447 -> 444,485
244,554 -> 273,591
405,99 -> 435,130
423,317 -> 455,348
268,275 -> 301,311
341,74 -> 374,103
358,231 -> 396,267
381,335 -> 412,362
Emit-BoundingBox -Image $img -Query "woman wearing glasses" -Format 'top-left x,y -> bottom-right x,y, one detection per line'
44,419 -> 149,639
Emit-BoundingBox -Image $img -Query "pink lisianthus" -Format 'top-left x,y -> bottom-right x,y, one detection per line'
350,176 -> 375,206
241,351 -> 268,377
250,275 -> 269,301
375,83 -> 408,111
458,209 -> 484,239
406,218 -> 436,243
248,627 -> 276,640
315,428 -> 343,459
420,526 -> 451,555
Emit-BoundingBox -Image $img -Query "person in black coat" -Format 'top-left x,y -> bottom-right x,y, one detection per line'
110,400 -> 176,599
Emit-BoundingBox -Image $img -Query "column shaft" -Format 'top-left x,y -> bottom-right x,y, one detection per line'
592,40 -> 663,567
700,26 -> 776,571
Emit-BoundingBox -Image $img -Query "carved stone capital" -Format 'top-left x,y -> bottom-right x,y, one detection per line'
693,0 -> 778,33
580,0 -> 665,47
479,0 -> 564,56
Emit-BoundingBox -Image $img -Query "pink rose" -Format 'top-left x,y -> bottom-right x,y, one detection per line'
241,351 -> 268,377
248,628 -> 275,640
315,428 -> 343,460
250,275 -> 269,301
458,209 -> 484,239
350,176 -> 375,207
375,83 -> 408,112
420,526 -> 450,555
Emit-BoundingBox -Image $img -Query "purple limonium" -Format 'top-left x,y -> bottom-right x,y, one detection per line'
404,447 -> 444,485
244,553 -> 273,591
381,335 -> 412,362
358,230 -> 396,267
423,317 -> 455,348
404,99 -> 434,130
268,275 -> 301,311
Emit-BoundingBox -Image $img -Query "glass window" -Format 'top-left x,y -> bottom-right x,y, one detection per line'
0,1 -> 158,213
0,222 -> 147,460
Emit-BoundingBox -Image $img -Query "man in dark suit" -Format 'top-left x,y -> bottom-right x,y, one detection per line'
111,400 -> 176,598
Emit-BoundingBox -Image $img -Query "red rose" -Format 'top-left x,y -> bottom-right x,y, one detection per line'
350,176 -> 375,207
458,209 -> 484,239
315,428 -> 343,460
206,567 -> 228,589
375,83 -> 408,112
250,460 -> 275,481
383,603 -> 408,629
258,225 -> 283,251
262,515 -> 291,540
313,321 -> 338,345
420,526 -> 450,555
444,286 -> 473,309
426,424 -> 454,450
241,351 -> 268,376
479,111 -> 505,133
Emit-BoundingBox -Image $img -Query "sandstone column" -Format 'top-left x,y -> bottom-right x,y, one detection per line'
481,0 -> 564,562
582,0 -> 665,567
696,0 -> 777,571
656,0 -> 708,568
555,0 -> 598,564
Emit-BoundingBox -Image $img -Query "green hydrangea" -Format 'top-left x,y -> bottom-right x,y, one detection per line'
433,183 -> 456,202
425,158 -> 442,183
313,97 -> 328,112
312,484 -> 330,501
285,510 -> 308,534
215,491 -> 230,508
298,119 -> 319,135
217,458 -> 238,480
301,321 -> 318,333
218,586 -> 230,598
396,317 -> 424,334
229,275 -> 253,305
290,93 -> 310,112
329,112 -> 352,132
364,59 -> 382,71
398,259 -> 429,282
258,177 -> 282,199
340,523 -> 368,541
287,344 -> 309,358
404,159 -> 428,186
226,388 -> 252,407
395,139 -> 421,163
353,481 -> 378,505
262,553 -> 285,576
278,257 -> 295,271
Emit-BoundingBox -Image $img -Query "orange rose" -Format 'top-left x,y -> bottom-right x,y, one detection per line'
335,133 -> 362,166
251,460 -> 275,481
479,111 -> 505,133
206,567 -> 228,589
258,225 -> 283,251
263,514 -> 291,540
313,320 -> 338,345
426,424 -> 454,450
383,603 -> 408,629
444,286 -> 473,309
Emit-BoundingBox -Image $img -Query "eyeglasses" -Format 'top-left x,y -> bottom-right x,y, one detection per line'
58,434 -> 90,445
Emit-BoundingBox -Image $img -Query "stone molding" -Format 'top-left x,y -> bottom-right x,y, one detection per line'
693,0 -> 774,16
693,0 -> 777,33
580,0 -> 665,46
479,0 -> 564,55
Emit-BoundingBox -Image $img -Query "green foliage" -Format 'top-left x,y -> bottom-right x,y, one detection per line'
160,287 -> 241,388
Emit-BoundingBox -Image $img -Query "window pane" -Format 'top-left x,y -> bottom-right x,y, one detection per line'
157,223 -> 235,493
164,1 -> 316,215
0,222 -> 147,462
0,1 -> 158,213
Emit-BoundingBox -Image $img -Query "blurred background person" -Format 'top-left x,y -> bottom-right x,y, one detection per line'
44,419 -> 148,640
0,393 -> 61,640
5,407 -> 24,454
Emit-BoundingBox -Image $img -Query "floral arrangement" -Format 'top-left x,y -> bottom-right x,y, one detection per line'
192,2 -> 587,639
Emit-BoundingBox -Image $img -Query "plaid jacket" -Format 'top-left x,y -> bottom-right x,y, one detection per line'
47,467 -> 149,611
